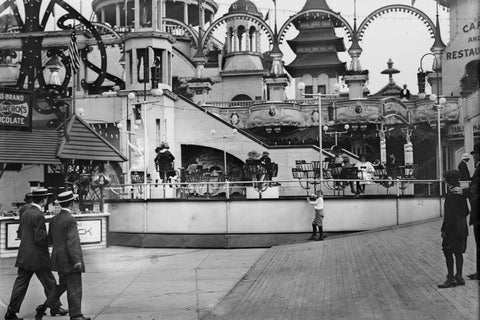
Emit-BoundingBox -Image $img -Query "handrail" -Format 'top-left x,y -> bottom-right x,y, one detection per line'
104,178 -> 442,201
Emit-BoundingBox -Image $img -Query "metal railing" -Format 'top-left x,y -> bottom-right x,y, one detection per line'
104,178 -> 442,201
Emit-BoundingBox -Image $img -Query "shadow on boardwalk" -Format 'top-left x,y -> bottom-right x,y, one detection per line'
202,219 -> 480,320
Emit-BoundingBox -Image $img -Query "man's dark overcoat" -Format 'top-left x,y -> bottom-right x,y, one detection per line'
15,205 -> 50,270
48,209 -> 85,273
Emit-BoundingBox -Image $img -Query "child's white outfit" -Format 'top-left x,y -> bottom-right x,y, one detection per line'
308,196 -> 325,241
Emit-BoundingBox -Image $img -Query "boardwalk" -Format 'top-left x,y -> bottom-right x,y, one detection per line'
203,219 -> 480,320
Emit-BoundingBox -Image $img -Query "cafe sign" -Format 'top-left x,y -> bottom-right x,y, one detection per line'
0,88 -> 33,130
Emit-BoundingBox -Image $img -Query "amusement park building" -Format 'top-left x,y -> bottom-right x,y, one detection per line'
0,0 -> 478,210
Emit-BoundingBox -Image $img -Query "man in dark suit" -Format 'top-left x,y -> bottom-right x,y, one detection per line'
465,145 -> 480,280
458,153 -> 471,181
399,84 -> 411,100
4,189 -> 67,320
35,191 -> 90,320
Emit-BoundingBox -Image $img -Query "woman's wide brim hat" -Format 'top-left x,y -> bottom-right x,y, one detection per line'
31,188 -> 52,198
56,191 -> 78,203
248,151 -> 261,159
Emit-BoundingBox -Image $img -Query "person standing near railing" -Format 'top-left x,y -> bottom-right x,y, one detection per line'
457,153 -> 471,182
307,192 -> 325,241
437,170 -> 469,288
355,154 -> 375,194
155,142 -> 175,183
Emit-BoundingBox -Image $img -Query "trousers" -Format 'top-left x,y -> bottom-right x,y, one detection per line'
7,268 -> 61,313
474,224 -> 480,274
44,272 -> 83,318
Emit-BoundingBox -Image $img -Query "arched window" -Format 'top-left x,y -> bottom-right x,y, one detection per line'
231,94 -> 252,101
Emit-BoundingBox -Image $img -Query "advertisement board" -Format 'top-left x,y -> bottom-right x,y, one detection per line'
0,88 -> 33,130
6,219 -> 102,250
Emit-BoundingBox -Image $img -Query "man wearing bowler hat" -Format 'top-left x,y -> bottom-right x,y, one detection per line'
35,191 -> 90,320
4,188 -> 67,320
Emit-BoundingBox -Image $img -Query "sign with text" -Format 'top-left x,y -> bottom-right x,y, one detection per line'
0,88 -> 33,130
6,219 -> 102,250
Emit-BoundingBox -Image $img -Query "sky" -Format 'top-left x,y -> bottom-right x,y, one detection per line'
64,0 -> 450,94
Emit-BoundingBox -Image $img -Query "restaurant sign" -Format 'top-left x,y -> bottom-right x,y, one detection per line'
0,88 -> 33,130
447,118 -> 480,137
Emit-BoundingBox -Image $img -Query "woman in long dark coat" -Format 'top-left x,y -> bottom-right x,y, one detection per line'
438,170 -> 469,288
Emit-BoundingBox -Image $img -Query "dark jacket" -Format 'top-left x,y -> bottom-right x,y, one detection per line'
458,160 -> 470,181
441,187 -> 469,239
48,209 -> 85,273
155,149 -> 175,171
15,204 -> 51,271
468,162 -> 479,226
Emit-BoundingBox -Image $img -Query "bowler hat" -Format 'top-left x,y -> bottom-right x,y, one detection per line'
31,188 -> 52,198
262,151 -> 269,155
56,191 -> 77,203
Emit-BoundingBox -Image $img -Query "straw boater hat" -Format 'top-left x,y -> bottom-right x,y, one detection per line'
56,191 -> 77,203
461,153 -> 470,160
30,188 -> 52,198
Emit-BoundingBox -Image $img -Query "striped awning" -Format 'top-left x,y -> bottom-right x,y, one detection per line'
0,129 -> 61,165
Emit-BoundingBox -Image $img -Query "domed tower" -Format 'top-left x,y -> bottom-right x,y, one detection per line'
220,0 -> 266,101
286,0 -> 347,97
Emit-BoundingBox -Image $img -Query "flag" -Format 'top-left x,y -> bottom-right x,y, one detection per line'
264,9 -> 270,21
69,29 -> 80,74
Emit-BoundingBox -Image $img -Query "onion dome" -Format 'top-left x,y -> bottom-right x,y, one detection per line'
228,0 -> 262,17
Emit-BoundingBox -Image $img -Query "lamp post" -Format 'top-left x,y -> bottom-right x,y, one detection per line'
297,82 -> 341,186
418,53 -> 444,181
210,128 -> 238,179
323,124 -> 350,146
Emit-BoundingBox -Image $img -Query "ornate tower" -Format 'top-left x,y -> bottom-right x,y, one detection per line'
286,0 -> 346,98
220,0 -> 266,101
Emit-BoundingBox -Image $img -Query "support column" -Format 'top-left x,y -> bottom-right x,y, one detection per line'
233,30 -> 238,52
245,33 -> 250,51
183,1 -> 189,25
226,30 -> 231,53
134,0 -> 140,30
101,8 -> 105,23
255,31 -> 261,52
116,4 -> 121,28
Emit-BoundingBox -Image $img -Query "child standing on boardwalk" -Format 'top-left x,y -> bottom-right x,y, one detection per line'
438,170 -> 469,288
307,192 -> 325,241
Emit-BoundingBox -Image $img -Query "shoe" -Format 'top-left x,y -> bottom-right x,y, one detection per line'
438,277 -> 457,288
35,305 -> 47,320
70,316 -> 91,320
455,275 -> 465,286
308,234 -> 316,240
50,307 -> 68,316
315,235 -> 324,241
467,273 -> 479,280
5,313 -> 23,320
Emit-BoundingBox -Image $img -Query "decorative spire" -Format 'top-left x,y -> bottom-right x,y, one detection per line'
193,0 -> 207,78
430,7 -> 446,53
348,0 -> 362,71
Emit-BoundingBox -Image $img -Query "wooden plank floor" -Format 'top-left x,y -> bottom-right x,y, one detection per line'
202,219 -> 480,320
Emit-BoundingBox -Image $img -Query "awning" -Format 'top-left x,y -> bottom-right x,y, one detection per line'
0,129 -> 61,165
57,115 -> 127,162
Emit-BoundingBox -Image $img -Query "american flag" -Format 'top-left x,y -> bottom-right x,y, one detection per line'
69,29 -> 80,74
